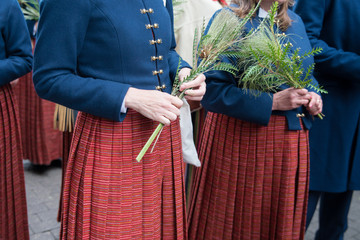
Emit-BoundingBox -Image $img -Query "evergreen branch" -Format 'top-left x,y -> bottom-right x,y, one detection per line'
18,0 -> 39,21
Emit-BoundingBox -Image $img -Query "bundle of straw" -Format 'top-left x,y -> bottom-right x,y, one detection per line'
53,104 -> 75,133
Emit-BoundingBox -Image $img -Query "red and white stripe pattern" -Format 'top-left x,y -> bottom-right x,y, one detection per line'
188,113 -> 309,240
60,110 -> 186,239
0,84 -> 29,240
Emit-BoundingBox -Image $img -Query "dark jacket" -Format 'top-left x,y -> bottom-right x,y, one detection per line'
33,0 -> 190,122
295,0 -> 360,192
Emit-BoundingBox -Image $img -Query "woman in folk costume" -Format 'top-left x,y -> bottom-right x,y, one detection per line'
13,10 -> 62,167
33,0 -> 205,238
187,0 -> 323,239
0,0 -> 32,239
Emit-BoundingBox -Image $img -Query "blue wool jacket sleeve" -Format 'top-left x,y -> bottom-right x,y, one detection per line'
202,66 -> 274,126
166,0 -> 191,80
0,0 -> 32,87
294,0 -> 360,82
33,0 -> 130,122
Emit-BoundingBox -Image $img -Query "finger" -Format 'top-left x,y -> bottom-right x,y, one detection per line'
163,111 -> 178,122
308,97 -> 316,108
184,95 -> 203,101
166,104 -> 181,116
180,74 -> 205,91
178,68 -> 191,81
169,96 -> 183,109
185,83 -> 206,97
295,88 -> 309,96
158,116 -> 171,126
296,99 -> 311,107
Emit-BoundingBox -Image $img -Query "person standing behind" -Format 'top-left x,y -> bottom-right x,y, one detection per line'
0,0 -> 32,239
13,10 -> 63,169
187,0 -> 323,239
294,1 -> 360,239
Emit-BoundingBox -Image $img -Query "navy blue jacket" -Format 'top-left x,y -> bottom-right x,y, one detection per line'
0,0 -> 33,87
202,8 -> 319,130
295,0 -> 360,192
33,0 -> 190,122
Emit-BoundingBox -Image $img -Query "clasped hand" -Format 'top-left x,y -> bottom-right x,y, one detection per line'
272,88 -> 323,116
124,67 -> 206,126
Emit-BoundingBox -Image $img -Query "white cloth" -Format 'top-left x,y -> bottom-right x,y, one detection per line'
258,7 -> 269,18
174,0 -> 222,167
179,99 -> 201,167
258,7 -> 277,18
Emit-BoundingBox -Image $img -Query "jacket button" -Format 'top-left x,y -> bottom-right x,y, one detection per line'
140,8 -> 154,14
296,113 -> 305,118
152,70 -> 163,75
149,39 -> 162,45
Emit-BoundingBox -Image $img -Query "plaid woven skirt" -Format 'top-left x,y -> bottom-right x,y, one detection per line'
13,70 -> 62,165
60,110 -> 186,239
0,84 -> 29,240
188,112 -> 309,240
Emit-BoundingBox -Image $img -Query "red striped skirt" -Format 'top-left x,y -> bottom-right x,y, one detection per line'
13,71 -> 62,165
0,84 -> 29,240
57,131 -> 74,222
188,112 -> 309,240
60,110 -> 186,239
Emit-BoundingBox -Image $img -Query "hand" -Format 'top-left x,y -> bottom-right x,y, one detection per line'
10,78 -> 19,87
124,87 -> 183,126
178,68 -> 206,101
272,88 -> 311,111
305,92 -> 323,116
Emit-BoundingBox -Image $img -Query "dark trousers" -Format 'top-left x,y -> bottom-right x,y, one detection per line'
306,190 -> 353,240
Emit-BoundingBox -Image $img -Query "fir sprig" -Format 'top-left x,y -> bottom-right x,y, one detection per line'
136,5 -> 260,162
236,2 -> 326,118
18,0 -> 39,21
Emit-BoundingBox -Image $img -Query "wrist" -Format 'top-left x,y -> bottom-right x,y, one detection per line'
124,87 -> 139,110
272,94 -> 278,111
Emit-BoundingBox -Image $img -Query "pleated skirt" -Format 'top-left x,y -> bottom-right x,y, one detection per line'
57,131 -> 74,222
0,84 -> 29,240
188,112 -> 309,240
14,70 -> 62,165
60,110 -> 186,239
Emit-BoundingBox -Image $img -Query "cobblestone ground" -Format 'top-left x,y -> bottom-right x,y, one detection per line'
24,160 -> 61,240
24,160 -> 360,240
